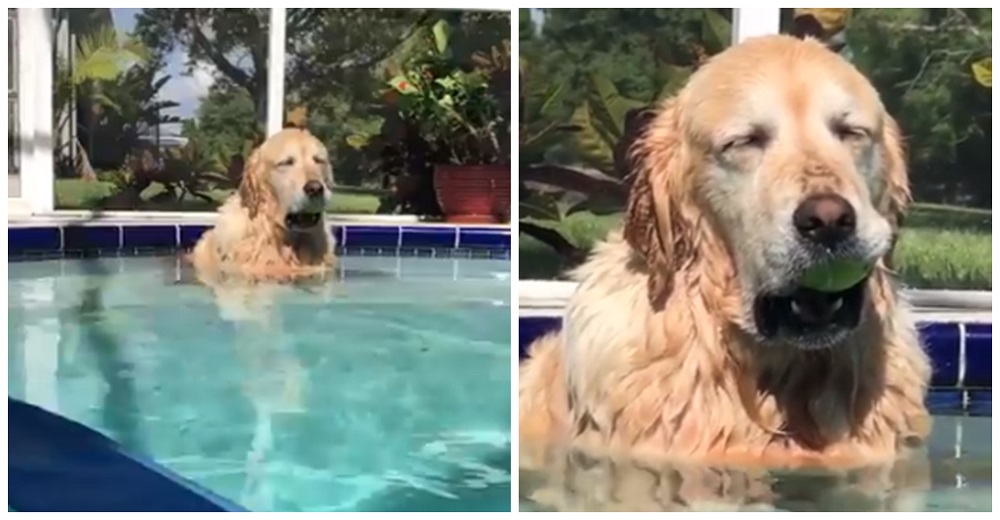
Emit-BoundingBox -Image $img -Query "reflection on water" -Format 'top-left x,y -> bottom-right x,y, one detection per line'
520,418 -> 992,512
9,256 -> 512,511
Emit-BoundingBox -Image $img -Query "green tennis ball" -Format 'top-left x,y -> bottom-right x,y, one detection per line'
799,259 -> 873,292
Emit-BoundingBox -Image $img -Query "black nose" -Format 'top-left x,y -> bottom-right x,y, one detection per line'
792,194 -> 856,247
303,180 -> 324,198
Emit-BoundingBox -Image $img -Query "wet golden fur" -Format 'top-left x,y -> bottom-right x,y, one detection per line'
190,128 -> 337,285
520,34 -> 932,483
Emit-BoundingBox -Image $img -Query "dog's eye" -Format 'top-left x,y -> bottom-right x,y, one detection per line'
720,130 -> 767,153
832,123 -> 871,142
314,156 -> 328,165
277,157 -> 295,167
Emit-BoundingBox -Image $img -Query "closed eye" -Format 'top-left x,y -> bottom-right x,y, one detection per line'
314,155 -> 328,165
831,121 -> 872,141
720,128 -> 769,153
276,157 -> 295,167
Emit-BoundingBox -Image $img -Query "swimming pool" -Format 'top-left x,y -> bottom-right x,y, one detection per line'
8,221 -> 512,512
518,285 -> 991,512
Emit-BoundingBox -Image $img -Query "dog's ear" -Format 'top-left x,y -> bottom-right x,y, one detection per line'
238,148 -> 265,219
623,100 -> 696,309
879,115 -> 911,267
880,115 -> 911,226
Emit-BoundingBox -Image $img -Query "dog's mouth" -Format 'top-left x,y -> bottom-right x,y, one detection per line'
753,275 -> 869,349
285,212 -> 323,230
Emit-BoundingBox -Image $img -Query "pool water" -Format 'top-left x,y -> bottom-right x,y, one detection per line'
519,414 -> 991,511
8,255 -> 512,512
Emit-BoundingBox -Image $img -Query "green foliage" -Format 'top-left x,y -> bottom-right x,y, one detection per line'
519,80 -> 579,165
54,179 -> 383,214
840,8 -> 991,207
180,85 -> 259,179
895,227 -> 992,290
971,57 -> 991,87
521,9 -> 731,129
71,27 -> 149,83
386,20 -> 508,166
58,8 -> 509,212
85,67 -> 181,169
568,75 -> 646,174
518,10 -> 732,240
128,9 -> 509,194
52,14 -> 152,179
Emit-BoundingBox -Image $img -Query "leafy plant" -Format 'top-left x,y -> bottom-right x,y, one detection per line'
84,67 -> 181,173
386,20 -> 508,166
518,10 -> 731,262
971,56 -> 991,88
53,20 -> 151,181
341,19 -> 511,217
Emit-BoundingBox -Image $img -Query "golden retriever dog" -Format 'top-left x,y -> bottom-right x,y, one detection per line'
520,33 -> 932,500
190,128 -> 337,286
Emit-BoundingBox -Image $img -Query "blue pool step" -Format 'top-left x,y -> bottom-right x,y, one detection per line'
8,398 -> 246,512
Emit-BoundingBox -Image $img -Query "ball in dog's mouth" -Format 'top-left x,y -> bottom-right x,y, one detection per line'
285,212 -> 323,230
753,273 -> 869,349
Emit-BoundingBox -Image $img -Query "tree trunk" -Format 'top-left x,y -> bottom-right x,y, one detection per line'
75,140 -> 98,182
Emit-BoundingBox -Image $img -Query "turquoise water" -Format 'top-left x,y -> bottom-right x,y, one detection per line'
520,413 -> 991,511
8,256 -> 511,512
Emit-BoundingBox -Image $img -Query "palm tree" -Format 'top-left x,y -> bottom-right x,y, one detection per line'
53,17 -> 149,181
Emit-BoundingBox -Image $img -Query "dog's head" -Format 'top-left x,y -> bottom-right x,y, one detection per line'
238,128 -> 334,232
626,35 -> 910,349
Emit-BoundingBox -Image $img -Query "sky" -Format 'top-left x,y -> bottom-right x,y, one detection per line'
110,8 -> 216,128
530,8 -> 545,34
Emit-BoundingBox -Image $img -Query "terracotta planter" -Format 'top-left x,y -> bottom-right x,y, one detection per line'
433,164 -> 511,224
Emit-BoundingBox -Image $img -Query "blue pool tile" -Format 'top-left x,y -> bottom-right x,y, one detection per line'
919,322 -> 961,387
458,228 -> 510,249
329,226 -> 346,246
967,390 -> 990,416
343,226 -> 400,248
489,249 -> 511,260
964,323 -> 991,388
179,225 -> 210,249
519,317 -> 991,392
122,225 -> 178,249
520,317 -> 561,360
10,223 -> 516,257
9,227 -> 61,255
925,389 -> 964,415
63,225 -> 121,251
400,226 -> 457,249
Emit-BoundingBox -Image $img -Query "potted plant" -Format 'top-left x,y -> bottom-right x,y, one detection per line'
385,20 -> 510,223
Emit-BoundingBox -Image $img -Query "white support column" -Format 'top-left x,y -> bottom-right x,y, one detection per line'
266,8 -> 287,137
17,8 -> 55,214
732,8 -> 782,44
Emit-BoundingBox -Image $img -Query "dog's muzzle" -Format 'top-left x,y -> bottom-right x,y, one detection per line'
753,270 -> 869,350
285,212 -> 323,230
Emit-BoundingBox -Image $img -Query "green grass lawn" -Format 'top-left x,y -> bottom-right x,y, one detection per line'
54,179 -> 383,214
521,204 -> 992,290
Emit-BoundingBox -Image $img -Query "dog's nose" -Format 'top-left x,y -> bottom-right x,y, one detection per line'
793,194 -> 856,247
303,180 -> 324,198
